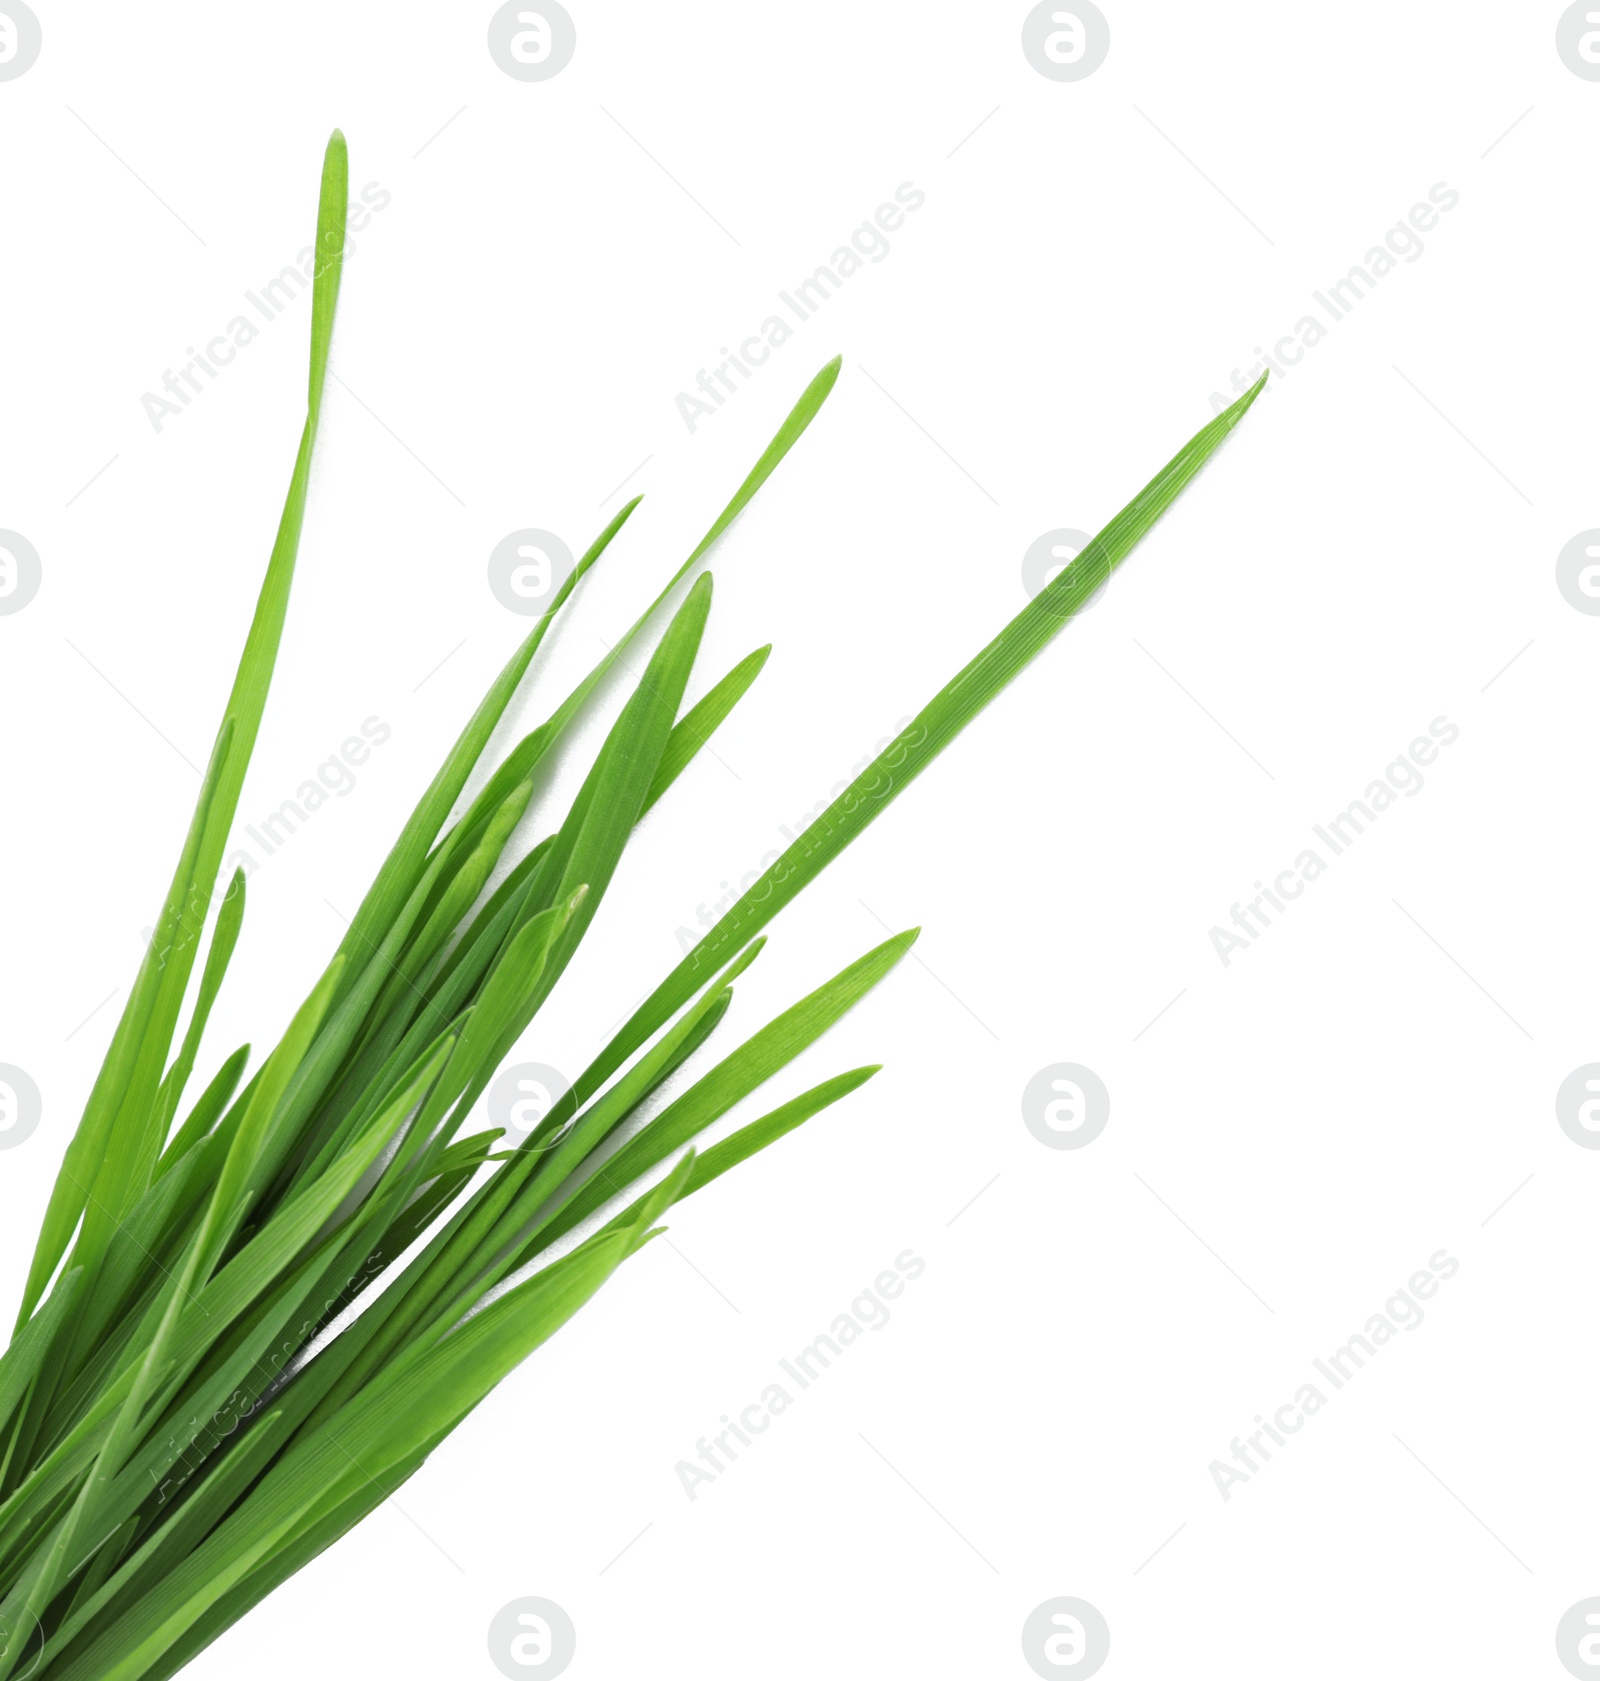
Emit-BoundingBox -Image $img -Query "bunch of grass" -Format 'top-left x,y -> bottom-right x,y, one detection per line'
0,133 -> 1263,1679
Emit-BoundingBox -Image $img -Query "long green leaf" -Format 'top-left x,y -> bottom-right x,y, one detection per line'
580,375 -> 1268,1099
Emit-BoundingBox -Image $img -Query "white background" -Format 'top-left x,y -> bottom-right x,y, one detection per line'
0,3 -> 1596,1677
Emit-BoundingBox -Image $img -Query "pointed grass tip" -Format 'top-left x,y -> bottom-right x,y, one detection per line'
807,355 -> 844,401
1225,368 -> 1270,427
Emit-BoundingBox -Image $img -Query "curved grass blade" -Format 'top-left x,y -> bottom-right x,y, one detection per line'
16,131 -> 352,1330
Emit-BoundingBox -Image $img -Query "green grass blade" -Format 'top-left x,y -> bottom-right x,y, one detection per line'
47,1227 -> 641,1681
436,359 -> 840,874
15,720 -> 232,1331
202,960 -> 345,1272
17,133 -> 354,1330
643,644 -> 770,814
595,1064 -> 881,1237
0,1272 -> 80,1458
520,930 -> 915,1259
581,376 -> 1268,1099
155,1045 -> 250,1181
151,871 -> 246,1162
328,499 -> 641,1001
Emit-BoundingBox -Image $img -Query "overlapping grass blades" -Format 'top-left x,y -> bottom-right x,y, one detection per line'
0,131 -> 1264,1679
